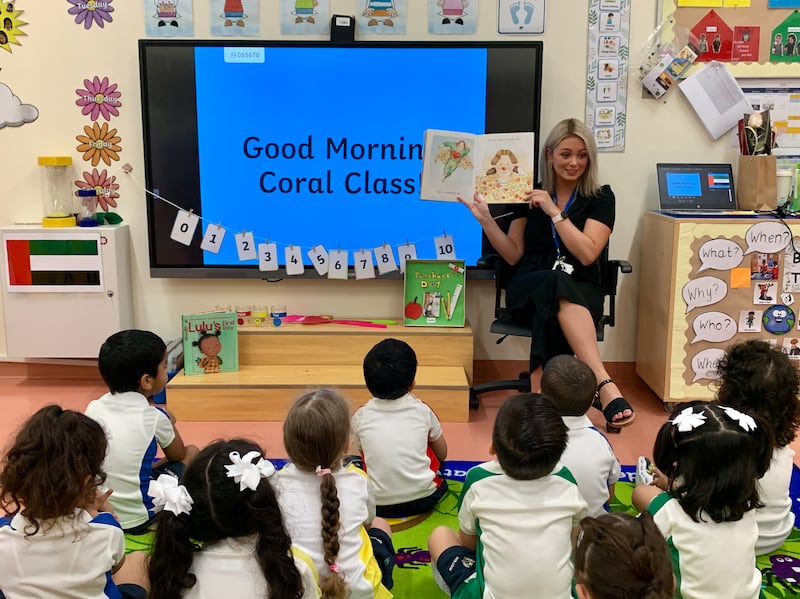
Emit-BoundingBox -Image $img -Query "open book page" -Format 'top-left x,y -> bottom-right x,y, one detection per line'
420,129 -> 535,203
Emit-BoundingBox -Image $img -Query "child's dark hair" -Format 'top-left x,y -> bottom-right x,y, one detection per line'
363,338 -> 417,400
98,329 -> 166,394
716,339 -> 800,447
284,388 -> 351,599
541,355 -> 597,416
0,405 -> 107,535
653,401 -> 772,523
148,438 -> 304,599
574,511 -> 674,599
492,393 -> 567,480
193,330 -> 221,351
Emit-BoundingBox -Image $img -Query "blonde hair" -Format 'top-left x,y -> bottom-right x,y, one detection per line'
539,118 -> 600,197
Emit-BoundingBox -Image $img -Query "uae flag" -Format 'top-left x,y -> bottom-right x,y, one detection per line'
707,173 -> 731,189
3,233 -> 104,292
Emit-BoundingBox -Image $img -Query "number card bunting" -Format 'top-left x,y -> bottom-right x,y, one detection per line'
258,242 -> 279,271
434,233 -> 457,261
284,246 -> 305,276
307,244 -> 329,276
170,210 -> 200,246
235,232 -> 257,261
374,244 -> 398,275
397,242 -> 417,274
354,249 -> 376,280
328,249 -> 349,280
201,224 -> 226,254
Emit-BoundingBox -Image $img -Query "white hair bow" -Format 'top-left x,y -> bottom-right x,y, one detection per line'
671,406 -> 707,432
225,450 -> 276,491
720,406 -> 758,432
148,474 -> 193,516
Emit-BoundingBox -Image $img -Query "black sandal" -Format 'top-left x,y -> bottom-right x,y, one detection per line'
593,378 -> 635,434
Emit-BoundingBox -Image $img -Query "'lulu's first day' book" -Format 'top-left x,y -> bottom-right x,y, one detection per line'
420,129 -> 535,204
404,260 -> 466,327
181,310 -> 239,375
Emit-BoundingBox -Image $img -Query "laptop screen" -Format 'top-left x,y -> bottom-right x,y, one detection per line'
656,163 -> 737,211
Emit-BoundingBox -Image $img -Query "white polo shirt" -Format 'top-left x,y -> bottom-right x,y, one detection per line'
0,510 -> 125,598
457,460 -> 588,599
755,445 -> 796,555
648,492 -> 761,599
185,538 -> 320,599
85,391 -> 176,529
560,415 -> 621,517
350,392 -> 444,505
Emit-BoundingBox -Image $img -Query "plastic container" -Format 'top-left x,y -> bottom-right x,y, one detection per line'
38,156 -> 76,227
76,189 -> 99,227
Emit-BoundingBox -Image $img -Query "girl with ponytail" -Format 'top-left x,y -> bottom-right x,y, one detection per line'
277,388 -> 395,599
574,511 -> 673,599
148,438 -> 317,599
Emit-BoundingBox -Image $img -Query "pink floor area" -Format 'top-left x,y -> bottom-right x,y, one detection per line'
1,372 -> 799,466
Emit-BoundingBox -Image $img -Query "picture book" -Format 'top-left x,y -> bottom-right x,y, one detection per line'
181,310 -> 239,375
420,129 -> 535,204
403,260 -> 466,327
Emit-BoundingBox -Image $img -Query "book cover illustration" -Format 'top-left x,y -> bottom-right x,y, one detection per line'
420,129 -> 535,203
181,310 -> 239,375
403,259 -> 466,327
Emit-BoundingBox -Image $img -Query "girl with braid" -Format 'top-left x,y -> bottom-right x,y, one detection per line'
147,438 -> 318,599
277,388 -> 395,599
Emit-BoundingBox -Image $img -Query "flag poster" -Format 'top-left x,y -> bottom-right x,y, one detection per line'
2,232 -> 104,292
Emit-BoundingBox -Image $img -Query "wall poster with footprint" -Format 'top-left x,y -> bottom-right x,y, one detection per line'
498,0 -> 544,34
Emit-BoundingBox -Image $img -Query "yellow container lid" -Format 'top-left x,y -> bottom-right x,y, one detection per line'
37,156 -> 73,166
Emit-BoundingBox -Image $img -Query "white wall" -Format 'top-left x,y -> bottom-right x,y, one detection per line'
0,0 -> 738,361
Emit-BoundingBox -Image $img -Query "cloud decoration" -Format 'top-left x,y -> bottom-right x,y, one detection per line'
0,82 -> 38,128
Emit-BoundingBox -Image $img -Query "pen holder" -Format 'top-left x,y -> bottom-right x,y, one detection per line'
737,155 -> 777,211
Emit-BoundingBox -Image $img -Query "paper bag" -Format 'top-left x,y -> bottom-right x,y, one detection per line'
737,155 -> 777,211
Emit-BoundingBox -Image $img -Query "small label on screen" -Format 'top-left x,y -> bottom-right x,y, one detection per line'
224,48 -> 265,64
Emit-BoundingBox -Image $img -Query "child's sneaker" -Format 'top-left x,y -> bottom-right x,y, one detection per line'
636,456 -> 654,486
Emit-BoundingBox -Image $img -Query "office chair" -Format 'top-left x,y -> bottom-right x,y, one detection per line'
469,247 -> 633,415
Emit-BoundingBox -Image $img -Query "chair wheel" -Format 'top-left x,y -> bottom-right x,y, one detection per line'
469,389 -> 479,410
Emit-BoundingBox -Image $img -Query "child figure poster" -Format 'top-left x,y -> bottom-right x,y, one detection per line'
404,260 -> 466,327
420,129 -> 535,203
181,310 -> 239,375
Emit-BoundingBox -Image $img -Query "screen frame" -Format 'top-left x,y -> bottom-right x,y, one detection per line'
139,39 -> 544,280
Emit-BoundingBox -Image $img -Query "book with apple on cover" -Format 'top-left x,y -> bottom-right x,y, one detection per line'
403,260 -> 466,327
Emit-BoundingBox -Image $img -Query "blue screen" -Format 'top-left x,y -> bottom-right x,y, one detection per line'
194,46 -> 488,266
665,172 -> 702,197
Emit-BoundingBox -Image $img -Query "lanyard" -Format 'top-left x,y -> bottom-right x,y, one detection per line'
550,189 -> 576,258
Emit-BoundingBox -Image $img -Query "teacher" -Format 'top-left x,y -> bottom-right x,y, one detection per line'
459,118 -> 634,428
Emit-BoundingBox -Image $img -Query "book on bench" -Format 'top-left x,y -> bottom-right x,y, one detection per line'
181,310 -> 239,376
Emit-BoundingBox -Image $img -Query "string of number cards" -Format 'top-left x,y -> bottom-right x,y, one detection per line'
125,166 -> 458,280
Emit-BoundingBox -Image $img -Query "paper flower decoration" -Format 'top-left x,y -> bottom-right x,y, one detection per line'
75,168 -> 119,211
75,76 -> 122,121
75,122 -> 122,167
225,451 -> 276,491
671,406 -> 707,432
148,474 -> 193,515
720,406 -> 757,432
67,0 -> 114,29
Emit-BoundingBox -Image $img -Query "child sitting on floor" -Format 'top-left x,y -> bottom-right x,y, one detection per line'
428,392 -> 588,598
148,438 -> 318,599
633,401 -> 772,599
276,388 -> 395,599
0,405 -> 149,598
716,339 -> 800,554
351,338 -> 448,518
541,354 -> 621,517
85,329 -> 199,533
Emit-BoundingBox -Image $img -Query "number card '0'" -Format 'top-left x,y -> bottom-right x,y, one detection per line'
170,210 -> 199,246
328,249 -> 349,280
258,242 -> 279,271
235,232 -> 257,261
397,243 -> 417,274
374,244 -> 398,275
201,224 -> 226,254
434,234 -> 457,261
284,246 -> 304,276
354,249 -> 376,280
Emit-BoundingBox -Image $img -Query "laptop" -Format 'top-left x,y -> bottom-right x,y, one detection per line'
657,163 -> 743,214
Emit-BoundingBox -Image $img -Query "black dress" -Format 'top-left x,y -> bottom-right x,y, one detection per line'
504,185 -> 616,370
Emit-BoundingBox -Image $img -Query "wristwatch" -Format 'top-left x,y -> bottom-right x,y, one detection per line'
551,211 -> 569,224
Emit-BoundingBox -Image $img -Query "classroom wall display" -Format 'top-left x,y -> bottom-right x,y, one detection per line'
0,82 -> 38,128
279,0 -> 329,35
357,0 -> 407,34
663,0 -> 800,71
209,0 -> 260,36
585,0 -> 631,151
68,0 -> 114,30
0,3 -> 27,53
428,0 -> 477,35
143,0 -> 195,36
497,0 -> 545,35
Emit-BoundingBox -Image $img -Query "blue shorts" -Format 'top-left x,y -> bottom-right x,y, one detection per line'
435,545 -> 478,597
369,527 -> 395,590
376,479 -> 448,518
